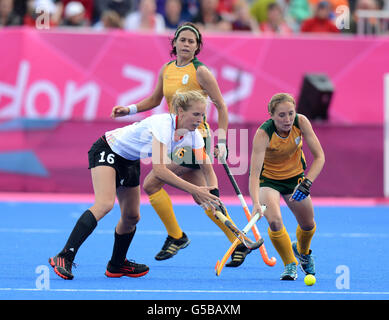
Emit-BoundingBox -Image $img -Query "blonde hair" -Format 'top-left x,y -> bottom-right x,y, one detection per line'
268,93 -> 296,115
172,90 -> 207,114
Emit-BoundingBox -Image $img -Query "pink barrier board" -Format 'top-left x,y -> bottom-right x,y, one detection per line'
0,28 -> 388,124
0,29 -> 385,197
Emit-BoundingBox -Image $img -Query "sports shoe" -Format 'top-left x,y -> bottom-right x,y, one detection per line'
225,243 -> 252,267
292,241 -> 315,275
49,251 -> 76,280
105,259 -> 149,278
280,262 -> 298,280
155,232 -> 190,261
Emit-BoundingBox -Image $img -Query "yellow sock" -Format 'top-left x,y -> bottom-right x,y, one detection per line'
148,188 -> 183,239
268,226 -> 298,266
204,208 -> 237,243
296,223 -> 316,255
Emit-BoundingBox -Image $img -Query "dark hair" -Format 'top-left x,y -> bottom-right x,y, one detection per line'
170,22 -> 203,57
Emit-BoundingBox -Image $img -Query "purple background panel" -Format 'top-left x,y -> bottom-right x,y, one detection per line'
0,120 -> 383,197
1,28 -> 388,124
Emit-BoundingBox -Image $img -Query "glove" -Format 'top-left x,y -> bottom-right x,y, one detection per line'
291,178 -> 312,201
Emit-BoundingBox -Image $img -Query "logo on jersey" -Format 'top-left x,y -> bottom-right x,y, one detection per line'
170,146 -> 193,165
182,74 -> 189,85
175,147 -> 187,159
295,136 -> 301,145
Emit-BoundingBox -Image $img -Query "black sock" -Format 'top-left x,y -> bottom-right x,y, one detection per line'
110,227 -> 136,266
61,210 -> 97,260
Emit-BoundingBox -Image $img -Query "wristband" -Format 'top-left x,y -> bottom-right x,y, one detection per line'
210,188 -> 220,197
302,178 -> 312,189
210,188 -> 228,216
218,138 -> 227,145
127,104 -> 138,115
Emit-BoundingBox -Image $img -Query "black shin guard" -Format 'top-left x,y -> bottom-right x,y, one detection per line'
62,210 -> 97,259
110,227 -> 136,266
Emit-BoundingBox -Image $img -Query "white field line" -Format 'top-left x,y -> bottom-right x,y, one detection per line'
0,287 -> 388,296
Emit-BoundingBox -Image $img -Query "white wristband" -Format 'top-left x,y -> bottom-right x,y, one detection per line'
127,104 -> 137,115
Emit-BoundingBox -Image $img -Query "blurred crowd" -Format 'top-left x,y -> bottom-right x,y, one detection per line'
0,0 -> 388,34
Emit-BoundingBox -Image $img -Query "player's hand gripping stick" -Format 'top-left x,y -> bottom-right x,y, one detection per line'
214,208 -> 264,250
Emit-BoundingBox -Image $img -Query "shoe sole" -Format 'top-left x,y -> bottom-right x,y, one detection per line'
155,239 -> 191,261
48,257 -> 73,280
280,275 -> 298,280
105,269 -> 149,278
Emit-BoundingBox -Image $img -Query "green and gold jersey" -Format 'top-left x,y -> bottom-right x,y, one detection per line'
259,114 -> 306,180
163,57 -> 209,137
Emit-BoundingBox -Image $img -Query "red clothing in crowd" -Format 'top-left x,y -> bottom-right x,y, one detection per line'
60,0 -> 93,21
301,17 -> 340,33
24,15 -> 58,27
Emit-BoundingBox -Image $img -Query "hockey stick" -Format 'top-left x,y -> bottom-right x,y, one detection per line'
221,162 -> 276,267
215,205 -> 266,276
214,209 -> 264,250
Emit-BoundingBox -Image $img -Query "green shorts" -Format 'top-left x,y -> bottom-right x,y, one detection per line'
260,173 -> 305,195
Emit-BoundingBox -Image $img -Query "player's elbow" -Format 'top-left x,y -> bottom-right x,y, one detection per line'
150,94 -> 163,108
318,150 -> 325,163
313,151 -> 325,168
321,153 -> 325,165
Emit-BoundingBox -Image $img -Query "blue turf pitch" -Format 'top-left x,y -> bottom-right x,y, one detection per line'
0,199 -> 388,300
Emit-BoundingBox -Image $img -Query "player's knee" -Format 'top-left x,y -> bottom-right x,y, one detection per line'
268,219 -> 284,232
143,179 -> 160,195
93,200 -> 115,217
300,220 -> 316,231
121,213 -> 140,228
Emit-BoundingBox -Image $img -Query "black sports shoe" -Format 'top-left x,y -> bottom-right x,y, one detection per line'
155,232 -> 190,261
49,251 -> 76,280
225,243 -> 252,267
105,259 -> 149,278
